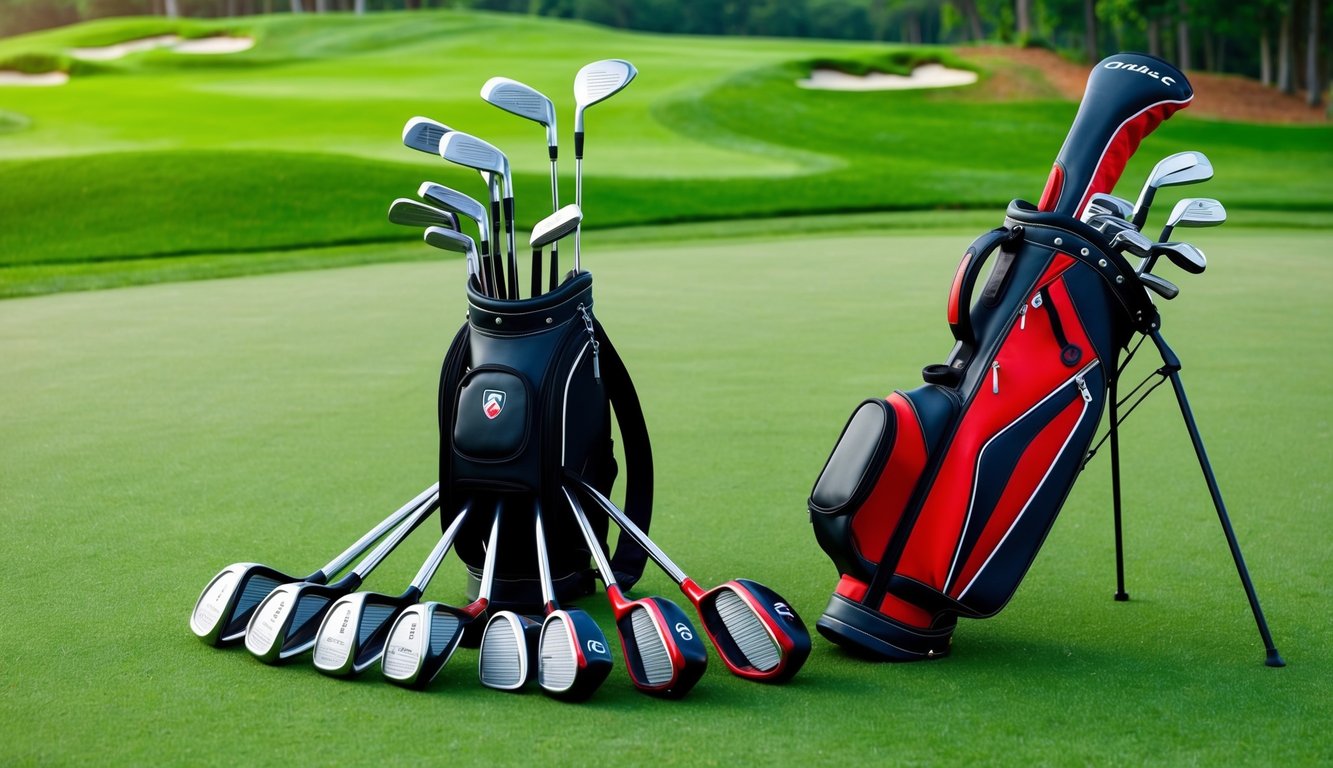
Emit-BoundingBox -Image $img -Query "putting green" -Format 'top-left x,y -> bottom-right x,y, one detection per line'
1,228 -> 1326,765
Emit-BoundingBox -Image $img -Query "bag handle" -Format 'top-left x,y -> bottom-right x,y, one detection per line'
946,226 -> 1024,370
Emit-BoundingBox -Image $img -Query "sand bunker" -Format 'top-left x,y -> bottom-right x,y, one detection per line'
0,70 -> 70,86
68,35 -> 254,61
799,63 -> 978,91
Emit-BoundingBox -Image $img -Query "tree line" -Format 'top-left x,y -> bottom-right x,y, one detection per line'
1,0 -> 1326,106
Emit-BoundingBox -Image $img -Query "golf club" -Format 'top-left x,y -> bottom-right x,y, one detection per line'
1140,272 -> 1180,300
562,485 -> 707,698
1149,241 -> 1207,275
1130,151 -> 1213,229
189,483 -> 438,646
243,489 -> 439,663
402,116 -> 450,155
418,181 -> 498,297
575,479 -> 811,683
1110,228 -> 1155,259
381,501 -> 501,689
534,500 -> 613,701
477,503 -> 539,692
312,503 -> 471,677
424,226 -> 481,289
528,204 -> 581,288
1081,192 -> 1135,223
387,197 -> 459,231
481,76 -> 561,295
439,131 -> 517,299
572,58 -> 637,274
1158,197 -> 1226,241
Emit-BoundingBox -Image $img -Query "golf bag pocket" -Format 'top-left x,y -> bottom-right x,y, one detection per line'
810,387 -> 957,583
453,367 -> 531,462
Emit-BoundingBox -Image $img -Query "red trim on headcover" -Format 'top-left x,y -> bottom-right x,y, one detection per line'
850,394 -> 928,564
1037,164 -> 1064,212
1073,99 -> 1189,216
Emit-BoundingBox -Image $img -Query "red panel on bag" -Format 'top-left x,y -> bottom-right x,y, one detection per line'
897,268 -> 1095,591
835,574 -> 868,601
1037,164 -> 1064,212
1075,101 -> 1187,216
850,394 -> 928,563
876,592 -> 934,630
949,396 -> 1085,597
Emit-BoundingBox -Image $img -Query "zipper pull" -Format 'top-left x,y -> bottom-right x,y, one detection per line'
991,361 -> 1000,394
1076,374 -> 1093,403
578,304 -> 601,380
1019,302 -> 1028,330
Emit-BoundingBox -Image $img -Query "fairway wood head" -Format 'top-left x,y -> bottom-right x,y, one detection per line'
479,611 -> 541,691
313,591 -> 414,677
573,59 -> 637,133
538,608 -> 614,701
244,578 -> 358,663
191,562 -> 313,646
402,116 -> 451,155
529,204 -> 582,250
382,601 -> 478,688
1152,241 -> 1207,274
689,578 -> 811,684
481,76 -> 557,148
388,198 -> 459,230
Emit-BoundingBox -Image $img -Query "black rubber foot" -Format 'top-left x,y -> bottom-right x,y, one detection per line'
1265,649 -> 1286,668
1114,592 -> 1130,602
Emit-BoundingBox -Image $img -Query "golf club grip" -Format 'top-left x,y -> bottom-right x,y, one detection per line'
577,480 -> 687,585
1039,53 -> 1192,217
320,483 -> 440,576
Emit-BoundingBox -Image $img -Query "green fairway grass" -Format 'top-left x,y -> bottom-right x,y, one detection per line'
1,226 -> 1326,766
1,10 -> 1330,298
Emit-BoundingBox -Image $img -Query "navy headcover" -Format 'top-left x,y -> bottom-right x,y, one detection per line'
1037,53 -> 1193,218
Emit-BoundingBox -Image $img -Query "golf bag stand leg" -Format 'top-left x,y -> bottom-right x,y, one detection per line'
1150,330 -> 1284,668
1109,370 -> 1130,602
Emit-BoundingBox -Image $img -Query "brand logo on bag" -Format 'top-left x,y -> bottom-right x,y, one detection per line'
482,389 -> 506,420
1103,60 -> 1176,87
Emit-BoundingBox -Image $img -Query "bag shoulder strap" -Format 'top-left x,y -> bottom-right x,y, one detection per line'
593,320 -> 655,590
437,322 -> 472,519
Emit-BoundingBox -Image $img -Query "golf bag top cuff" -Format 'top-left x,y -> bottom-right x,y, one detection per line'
467,271 -> 594,334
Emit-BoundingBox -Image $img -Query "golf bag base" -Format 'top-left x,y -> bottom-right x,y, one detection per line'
438,271 -> 652,614
817,586 -> 955,661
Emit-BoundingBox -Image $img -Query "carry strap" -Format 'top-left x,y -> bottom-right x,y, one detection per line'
594,320 -> 655,590
437,322 -> 473,520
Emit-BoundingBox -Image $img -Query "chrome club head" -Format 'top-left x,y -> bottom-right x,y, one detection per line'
1160,197 -> 1226,240
1132,151 -> 1213,228
387,198 -> 459,230
481,76 -> 557,150
402,116 -> 451,155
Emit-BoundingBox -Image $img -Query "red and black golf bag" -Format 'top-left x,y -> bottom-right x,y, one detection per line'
809,53 -> 1283,664
436,271 -> 653,612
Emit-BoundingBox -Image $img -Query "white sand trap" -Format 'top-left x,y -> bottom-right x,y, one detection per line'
70,35 -> 181,61
798,63 -> 978,91
0,70 -> 70,86
173,36 -> 254,55
68,34 -> 254,61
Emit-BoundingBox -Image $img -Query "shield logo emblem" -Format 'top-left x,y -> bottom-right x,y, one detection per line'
482,389 -> 506,420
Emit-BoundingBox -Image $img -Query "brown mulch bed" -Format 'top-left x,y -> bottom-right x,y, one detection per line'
958,45 -> 1328,124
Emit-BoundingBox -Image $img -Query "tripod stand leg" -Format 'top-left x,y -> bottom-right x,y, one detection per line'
1150,331 -> 1285,667
1109,376 -> 1129,601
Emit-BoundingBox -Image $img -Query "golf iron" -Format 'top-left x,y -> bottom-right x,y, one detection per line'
563,486 -> 707,698
572,58 -> 637,274
312,501 -> 470,677
381,501 -> 502,689
189,483 -> 438,647
244,488 -> 439,663
575,479 -> 811,683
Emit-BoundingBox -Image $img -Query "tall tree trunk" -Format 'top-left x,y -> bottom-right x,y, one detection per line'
165,0 -> 179,16
905,14 -> 922,44
1203,31 -> 1215,71
355,0 -> 365,14
290,0 -> 303,13
953,0 -> 984,41
1147,17 -> 1161,57
1308,0 -> 1323,107
1083,0 -> 1098,64
1176,0 -> 1190,70
315,0 -> 326,11
1260,28 -> 1273,86
1278,0 -> 1294,93
1016,0 -> 1031,41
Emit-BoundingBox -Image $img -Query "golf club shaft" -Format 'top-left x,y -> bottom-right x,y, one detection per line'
576,480 -> 688,584
349,490 -> 441,578
548,156 -> 560,292
562,485 -> 618,589
406,501 -> 472,592
316,483 -> 439,579
534,500 -> 557,614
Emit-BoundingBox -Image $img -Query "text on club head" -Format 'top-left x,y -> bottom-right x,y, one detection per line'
586,639 -> 607,655
674,622 -> 694,641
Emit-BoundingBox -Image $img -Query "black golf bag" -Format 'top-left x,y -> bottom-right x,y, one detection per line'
436,271 -> 652,612
809,53 -> 1282,664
